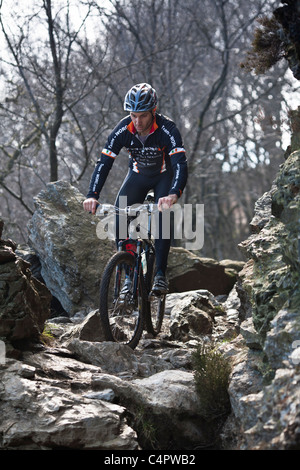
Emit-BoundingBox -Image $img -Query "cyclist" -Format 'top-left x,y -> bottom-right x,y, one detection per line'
83,83 -> 188,295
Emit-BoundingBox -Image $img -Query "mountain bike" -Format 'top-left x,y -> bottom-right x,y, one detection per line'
98,196 -> 166,349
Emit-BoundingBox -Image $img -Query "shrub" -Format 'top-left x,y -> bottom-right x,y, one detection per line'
240,16 -> 285,74
192,343 -> 232,421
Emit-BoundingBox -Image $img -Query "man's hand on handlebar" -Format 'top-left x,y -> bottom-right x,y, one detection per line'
83,194 -> 178,214
83,197 -> 99,214
157,194 -> 178,211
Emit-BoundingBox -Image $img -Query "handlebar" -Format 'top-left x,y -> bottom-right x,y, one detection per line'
96,202 -> 157,217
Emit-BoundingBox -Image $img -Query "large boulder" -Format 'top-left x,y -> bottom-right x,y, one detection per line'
73,350 -> 210,449
0,219 -> 51,349
168,247 -> 243,295
0,357 -> 138,450
27,181 -> 114,316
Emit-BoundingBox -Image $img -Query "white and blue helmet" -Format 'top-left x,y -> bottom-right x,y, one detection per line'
124,83 -> 157,112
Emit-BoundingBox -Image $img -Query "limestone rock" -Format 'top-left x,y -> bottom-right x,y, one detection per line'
1,142 -> 300,451
91,369 -> 208,449
229,145 -> 300,450
67,339 -> 140,375
167,290 -> 217,340
63,309 -> 107,342
238,150 -> 300,342
0,358 -> 138,450
263,307 -> 300,370
0,220 -> 51,347
168,247 -> 242,295
27,180 -> 114,315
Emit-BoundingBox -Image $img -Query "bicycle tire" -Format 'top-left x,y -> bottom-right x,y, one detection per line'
144,252 -> 166,336
99,251 -> 145,349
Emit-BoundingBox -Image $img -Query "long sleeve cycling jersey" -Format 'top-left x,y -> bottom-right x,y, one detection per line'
87,113 -> 188,200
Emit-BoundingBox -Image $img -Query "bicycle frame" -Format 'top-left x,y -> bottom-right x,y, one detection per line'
117,239 -> 154,300
115,200 -> 156,294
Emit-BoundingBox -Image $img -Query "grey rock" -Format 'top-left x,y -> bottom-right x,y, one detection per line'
0,358 -> 138,450
27,180 -> 114,315
0,222 -> 51,346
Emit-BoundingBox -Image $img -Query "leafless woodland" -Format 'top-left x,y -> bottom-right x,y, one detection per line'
0,0 -> 297,260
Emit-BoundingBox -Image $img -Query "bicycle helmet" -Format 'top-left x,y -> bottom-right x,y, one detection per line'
124,83 -> 157,112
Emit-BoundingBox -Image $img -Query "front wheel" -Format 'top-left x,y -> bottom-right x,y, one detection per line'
99,251 -> 145,349
146,293 -> 166,336
144,253 -> 166,336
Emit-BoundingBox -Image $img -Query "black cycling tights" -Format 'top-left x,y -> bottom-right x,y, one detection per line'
115,169 -> 173,276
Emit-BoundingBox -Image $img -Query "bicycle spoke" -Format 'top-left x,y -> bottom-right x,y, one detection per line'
99,251 -> 144,349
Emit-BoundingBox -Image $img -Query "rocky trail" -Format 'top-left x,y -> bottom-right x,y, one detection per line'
1,129 -> 300,450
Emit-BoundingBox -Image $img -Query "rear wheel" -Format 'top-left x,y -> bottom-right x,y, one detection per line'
99,251 -> 145,349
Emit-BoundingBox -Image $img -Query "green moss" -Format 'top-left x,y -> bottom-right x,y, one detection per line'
40,324 -> 55,346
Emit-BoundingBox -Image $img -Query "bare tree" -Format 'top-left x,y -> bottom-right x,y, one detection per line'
0,0 -> 107,183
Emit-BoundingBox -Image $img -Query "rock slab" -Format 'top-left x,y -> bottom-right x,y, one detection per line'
27,181 -> 114,315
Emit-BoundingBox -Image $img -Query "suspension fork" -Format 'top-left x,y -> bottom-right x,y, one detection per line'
132,240 -> 143,298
